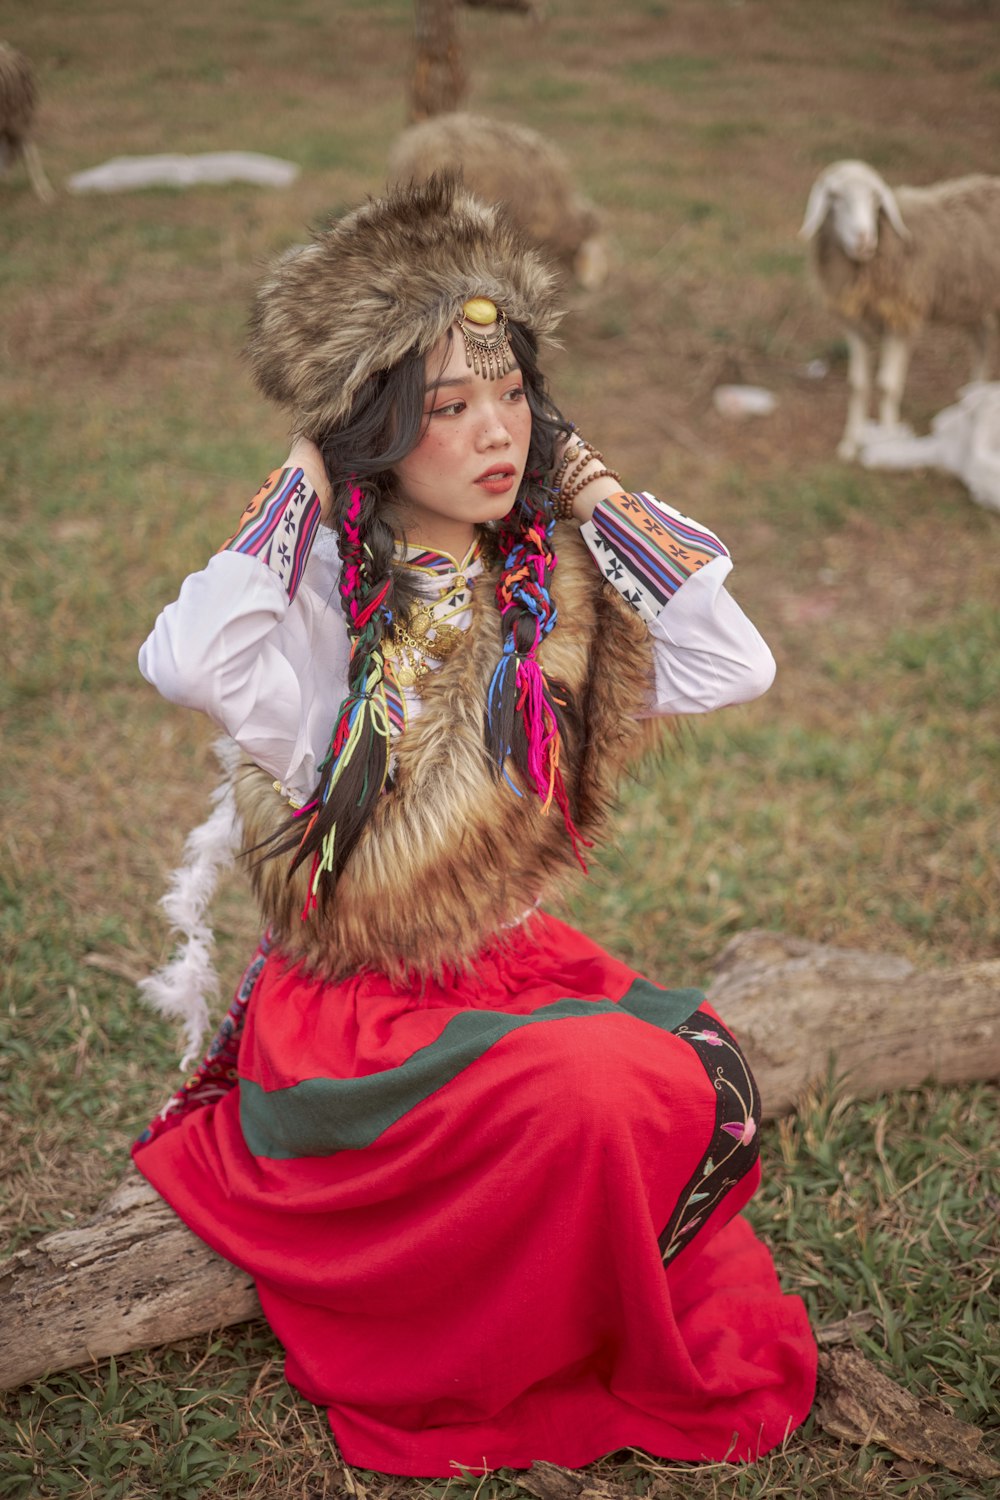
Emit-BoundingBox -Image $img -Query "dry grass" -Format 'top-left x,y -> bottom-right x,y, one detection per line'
1,0 -> 998,1496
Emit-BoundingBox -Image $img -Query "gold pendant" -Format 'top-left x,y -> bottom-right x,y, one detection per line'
426,620 -> 463,658
405,607 -> 463,660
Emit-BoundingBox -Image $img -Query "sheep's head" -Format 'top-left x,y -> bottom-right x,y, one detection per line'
799,159 -> 911,261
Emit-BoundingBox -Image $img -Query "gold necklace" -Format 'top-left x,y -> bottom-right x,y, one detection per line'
385,604 -> 465,688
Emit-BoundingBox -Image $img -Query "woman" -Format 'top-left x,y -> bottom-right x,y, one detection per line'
134,176 -> 816,1478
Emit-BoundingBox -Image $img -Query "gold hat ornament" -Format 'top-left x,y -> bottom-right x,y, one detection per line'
457,297 -> 514,380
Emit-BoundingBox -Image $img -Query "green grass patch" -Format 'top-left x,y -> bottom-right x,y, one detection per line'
757,464 -> 871,531
750,247 -> 806,277
697,119 -> 770,147
621,54 -> 720,90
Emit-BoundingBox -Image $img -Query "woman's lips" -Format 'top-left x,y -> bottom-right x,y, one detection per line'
475,466 -> 516,494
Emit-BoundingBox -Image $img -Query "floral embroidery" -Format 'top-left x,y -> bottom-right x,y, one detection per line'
722,1117 -> 757,1147
658,1012 -> 761,1264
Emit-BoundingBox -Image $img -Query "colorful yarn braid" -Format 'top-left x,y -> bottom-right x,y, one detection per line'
292,485 -> 393,911
486,493 -> 590,870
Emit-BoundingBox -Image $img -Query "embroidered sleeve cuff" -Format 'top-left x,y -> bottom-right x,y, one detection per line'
580,490 -> 731,622
217,467 -> 322,602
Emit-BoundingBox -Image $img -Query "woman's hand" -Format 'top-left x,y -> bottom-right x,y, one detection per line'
284,434 -> 333,520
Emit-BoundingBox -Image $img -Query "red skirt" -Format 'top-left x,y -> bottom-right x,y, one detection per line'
133,911 -> 816,1478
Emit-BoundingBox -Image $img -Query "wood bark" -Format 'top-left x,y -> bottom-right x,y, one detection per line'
2,932 -> 997,1393
463,0 -> 537,12
815,1347 -> 1000,1482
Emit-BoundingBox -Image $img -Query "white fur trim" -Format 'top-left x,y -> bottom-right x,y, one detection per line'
138,739 -> 243,1069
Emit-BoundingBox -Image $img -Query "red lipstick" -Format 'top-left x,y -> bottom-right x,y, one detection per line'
475,464 -> 516,494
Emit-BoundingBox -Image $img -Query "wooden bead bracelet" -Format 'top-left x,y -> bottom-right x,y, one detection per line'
551,439 -> 622,519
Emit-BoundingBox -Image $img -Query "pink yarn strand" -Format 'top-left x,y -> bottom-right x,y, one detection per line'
516,659 -> 558,810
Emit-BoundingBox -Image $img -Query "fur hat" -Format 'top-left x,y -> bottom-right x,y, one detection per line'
245,173 -> 563,437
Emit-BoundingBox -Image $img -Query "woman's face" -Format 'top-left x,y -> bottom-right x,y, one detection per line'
392,326 -> 532,558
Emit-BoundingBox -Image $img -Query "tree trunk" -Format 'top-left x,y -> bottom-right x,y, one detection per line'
2,932 -> 997,1392
411,0 -> 466,123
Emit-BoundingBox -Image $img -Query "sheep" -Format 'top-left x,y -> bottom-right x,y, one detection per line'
799,159 -> 1000,460
0,43 -> 53,203
387,111 -> 607,289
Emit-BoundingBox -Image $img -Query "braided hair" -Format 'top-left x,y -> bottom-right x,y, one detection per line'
275,322 -> 578,907
484,323 -> 588,865
269,353 -> 423,908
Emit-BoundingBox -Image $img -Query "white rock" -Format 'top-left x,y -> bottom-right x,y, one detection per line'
67,152 -> 300,193
712,384 -> 778,418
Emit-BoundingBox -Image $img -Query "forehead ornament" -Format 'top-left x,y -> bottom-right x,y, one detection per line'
457,296 -> 514,380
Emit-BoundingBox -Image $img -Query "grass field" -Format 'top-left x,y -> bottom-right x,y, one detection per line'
1,0 -> 998,1496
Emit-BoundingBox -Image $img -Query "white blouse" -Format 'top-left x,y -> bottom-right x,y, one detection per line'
139,484 -> 775,806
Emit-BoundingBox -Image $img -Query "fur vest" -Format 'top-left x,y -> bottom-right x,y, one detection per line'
234,525 -> 659,983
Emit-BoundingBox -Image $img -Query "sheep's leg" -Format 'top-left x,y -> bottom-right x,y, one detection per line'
21,141 -> 55,204
875,333 -> 910,431
838,328 -> 872,460
970,315 -> 995,384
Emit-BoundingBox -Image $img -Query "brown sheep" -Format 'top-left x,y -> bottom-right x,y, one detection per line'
387,112 -> 607,289
0,43 -> 54,203
800,159 -> 1000,459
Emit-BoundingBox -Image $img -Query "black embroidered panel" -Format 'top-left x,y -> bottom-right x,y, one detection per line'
657,1010 -> 762,1265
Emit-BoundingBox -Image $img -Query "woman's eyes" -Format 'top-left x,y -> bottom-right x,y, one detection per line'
430,386 -> 525,418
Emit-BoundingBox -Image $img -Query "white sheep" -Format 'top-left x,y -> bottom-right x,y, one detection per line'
799,159 -> 1000,459
386,111 -> 607,289
0,43 -> 53,203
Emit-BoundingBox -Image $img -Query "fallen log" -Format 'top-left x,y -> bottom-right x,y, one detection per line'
707,929 -> 1000,1118
0,1168 -> 260,1392
2,931 -> 997,1394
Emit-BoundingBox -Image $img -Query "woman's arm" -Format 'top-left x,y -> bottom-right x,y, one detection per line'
553,437 -> 775,716
138,448 -> 348,798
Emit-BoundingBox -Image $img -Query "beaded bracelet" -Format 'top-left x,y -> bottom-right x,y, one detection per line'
555,467 -> 623,518
551,437 -> 600,486
549,443 -> 578,490
551,438 -> 621,519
